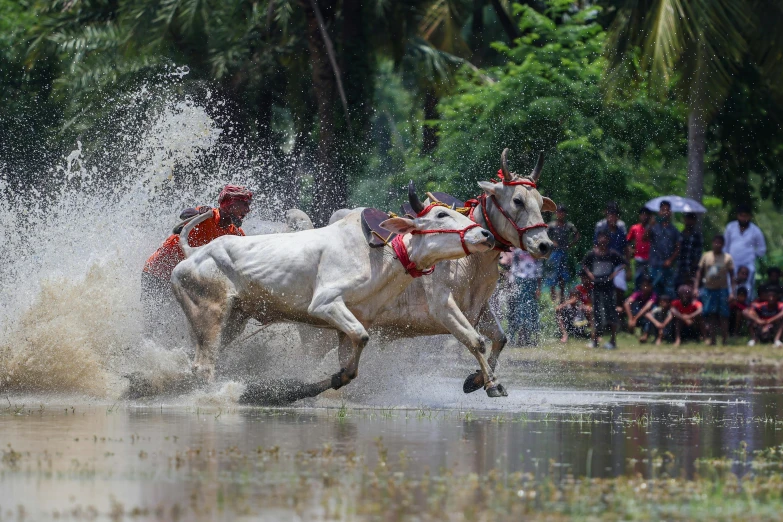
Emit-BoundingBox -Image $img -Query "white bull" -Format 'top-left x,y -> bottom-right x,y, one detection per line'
330,149 -> 555,396
170,183 -> 496,400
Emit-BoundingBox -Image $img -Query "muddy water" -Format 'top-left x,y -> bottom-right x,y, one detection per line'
3,383 -> 783,520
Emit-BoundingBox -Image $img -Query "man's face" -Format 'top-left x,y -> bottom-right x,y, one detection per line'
224,200 -> 251,226
597,235 -> 610,249
606,212 -> 618,227
767,291 -> 779,304
712,238 -> 724,253
639,212 -> 650,225
678,288 -> 692,303
684,214 -> 696,228
556,210 -> 566,222
737,212 -> 752,227
660,299 -> 671,310
659,204 -> 672,221
738,267 -> 750,282
770,272 -> 781,284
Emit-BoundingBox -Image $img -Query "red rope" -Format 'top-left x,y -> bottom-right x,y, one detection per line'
465,190 -> 547,252
391,235 -> 434,278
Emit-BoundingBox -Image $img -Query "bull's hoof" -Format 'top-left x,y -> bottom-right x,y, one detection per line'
485,383 -> 507,398
192,363 -> 216,384
239,379 -> 316,406
462,370 -> 484,394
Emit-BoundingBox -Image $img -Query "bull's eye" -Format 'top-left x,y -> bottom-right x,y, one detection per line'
513,197 -> 524,207
437,211 -> 448,218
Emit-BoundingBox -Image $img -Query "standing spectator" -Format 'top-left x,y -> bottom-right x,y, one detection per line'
677,212 -> 704,288
623,275 -> 657,341
724,204 -> 767,297
694,234 -> 735,346
671,285 -> 703,347
729,287 -> 749,337
646,200 -> 681,298
546,205 -> 580,303
645,294 -> 675,345
626,207 -> 652,288
500,248 -> 542,346
582,231 -> 626,350
595,202 -> 628,308
734,265 -> 752,299
743,288 -> 783,347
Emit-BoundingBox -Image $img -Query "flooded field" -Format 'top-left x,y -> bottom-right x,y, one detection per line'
4,357 -> 783,521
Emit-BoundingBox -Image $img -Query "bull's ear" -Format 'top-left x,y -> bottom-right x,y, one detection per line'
380,217 -> 417,235
477,181 -> 498,196
542,197 -> 557,212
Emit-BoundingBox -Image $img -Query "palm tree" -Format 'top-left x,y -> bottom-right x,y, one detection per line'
603,0 -> 783,202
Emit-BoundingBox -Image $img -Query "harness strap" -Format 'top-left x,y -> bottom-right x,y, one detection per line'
465,191 -> 547,252
411,223 -> 481,256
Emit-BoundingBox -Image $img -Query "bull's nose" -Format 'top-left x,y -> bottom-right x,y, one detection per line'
538,242 -> 551,255
481,230 -> 491,238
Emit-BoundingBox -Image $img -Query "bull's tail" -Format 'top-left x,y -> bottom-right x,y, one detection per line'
179,211 -> 213,258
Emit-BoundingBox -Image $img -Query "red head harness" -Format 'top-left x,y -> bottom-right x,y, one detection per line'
465,171 -> 547,252
391,202 -> 483,278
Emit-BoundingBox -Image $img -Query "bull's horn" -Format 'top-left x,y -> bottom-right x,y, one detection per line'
451,203 -> 456,210
501,148 -> 512,180
530,151 -> 545,182
408,180 -> 425,215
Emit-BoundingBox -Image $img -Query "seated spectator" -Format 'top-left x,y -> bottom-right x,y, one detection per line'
671,285 -> 703,347
582,230 -> 626,350
555,272 -> 593,343
735,265 -> 752,300
623,275 -> 657,342
694,234 -> 734,346
743,288 -> 783,347
645,294 -> 674,345
729,287 -> 750,337
758,267 -> 783,299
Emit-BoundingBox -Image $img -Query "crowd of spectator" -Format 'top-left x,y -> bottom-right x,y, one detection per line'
500,201 -> 779,350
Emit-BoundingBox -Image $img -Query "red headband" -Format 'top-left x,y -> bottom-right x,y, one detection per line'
495,169 -> 537,188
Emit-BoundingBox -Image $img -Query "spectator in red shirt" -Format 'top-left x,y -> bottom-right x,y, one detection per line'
623,275 -> 656,341
627,206 -> 652,289
671,285 -> 703,347
743,288 -> 783,347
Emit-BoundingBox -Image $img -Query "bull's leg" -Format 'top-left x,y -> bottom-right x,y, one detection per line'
246,297 -> 369,403
464,304 -> 507,394
172,285 -> 230,383
220,302 -> 250,347
428,293 -> 506,398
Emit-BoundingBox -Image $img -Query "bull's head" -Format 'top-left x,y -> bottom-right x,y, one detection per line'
380,182 -> 496,267
477,149 -> 555,258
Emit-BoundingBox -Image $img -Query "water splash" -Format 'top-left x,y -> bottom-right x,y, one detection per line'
0,71 -> 285,399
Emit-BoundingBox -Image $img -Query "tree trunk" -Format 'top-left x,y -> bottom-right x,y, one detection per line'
686,108 -> 706,202
489,0 -> 520,42
471,0 -> 485,66
422,88 -> 439,155
303,0 -> 345,227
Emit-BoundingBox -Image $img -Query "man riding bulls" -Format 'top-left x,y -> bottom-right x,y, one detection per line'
141,185 -> 253,339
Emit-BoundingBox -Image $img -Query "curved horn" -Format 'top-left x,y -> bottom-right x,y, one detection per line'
451,203 -> 456,210
408,180 -> 425,215
530,151 -> 545,182
500,148 -> 512,180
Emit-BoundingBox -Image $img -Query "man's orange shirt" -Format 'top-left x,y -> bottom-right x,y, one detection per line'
143,209 -> 245,280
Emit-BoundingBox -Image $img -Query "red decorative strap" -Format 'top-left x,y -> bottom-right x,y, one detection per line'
465,191 -> 547,252
496,169 -> 538,188
391,235 -> 434,278
412,223 -> 481,256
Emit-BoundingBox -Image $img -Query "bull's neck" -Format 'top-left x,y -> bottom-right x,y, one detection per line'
472,199 -> 511,252
402,234 -> 444,270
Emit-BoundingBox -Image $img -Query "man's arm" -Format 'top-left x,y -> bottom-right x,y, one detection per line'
635,300 -> 655,320
623,296 -> 634,319
693,263 -> 703,292
686,303 -> 703,319
661,311 -> 673,327
755,226 -> 768,258
644,310 -> 661,328
664,241 -> 680,268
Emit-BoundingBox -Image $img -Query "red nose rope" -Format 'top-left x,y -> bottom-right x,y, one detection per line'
465,170 -> 547,252
391,203 -> 483,278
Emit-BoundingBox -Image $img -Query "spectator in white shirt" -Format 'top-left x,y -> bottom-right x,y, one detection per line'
724,204 -> 767,296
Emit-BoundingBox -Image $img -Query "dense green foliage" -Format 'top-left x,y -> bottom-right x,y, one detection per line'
0,0 -> 781,241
